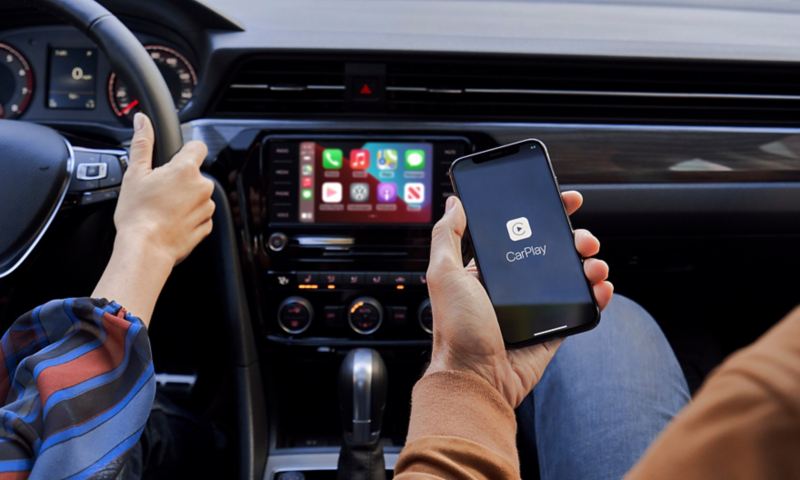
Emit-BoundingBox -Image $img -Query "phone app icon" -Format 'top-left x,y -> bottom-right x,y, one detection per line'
301,189 -> 313,200
350,183 -> 370,202
322,149 -> 343,169
350,149 -> 370,170
404,149 -> 426,170
322,182 -> 342,203
301,177 -> 313,188
376,182 -> 397,203
301,164 -> 314,176
403,183 -> 425,204
377,149 -> 398,170
506,217 -> 532,241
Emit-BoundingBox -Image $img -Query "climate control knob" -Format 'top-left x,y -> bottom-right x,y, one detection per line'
348,297 -> 383,335
278,296 -> 313,334
418,299 -> 433,335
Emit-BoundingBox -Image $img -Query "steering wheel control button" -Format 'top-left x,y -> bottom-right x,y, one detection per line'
76,162 -> 107,181
268,232 -> 288,252
278,297 -> 313,335
99,154 -> 124,188
69,151 -> 102,192
80,189 -> 118,206
348,297 -> 383,335
418,299 -> 433,335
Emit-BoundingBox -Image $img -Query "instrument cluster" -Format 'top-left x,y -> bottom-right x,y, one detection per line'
0,26 -> 197,125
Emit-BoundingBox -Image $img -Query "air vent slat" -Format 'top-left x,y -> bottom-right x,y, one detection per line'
212,54 -> 800,125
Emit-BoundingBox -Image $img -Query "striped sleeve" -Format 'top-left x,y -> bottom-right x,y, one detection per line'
0,298 -> 155,480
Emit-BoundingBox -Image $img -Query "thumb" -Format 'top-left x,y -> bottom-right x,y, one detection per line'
128,112 -> 154,173
428,195 -> 468,281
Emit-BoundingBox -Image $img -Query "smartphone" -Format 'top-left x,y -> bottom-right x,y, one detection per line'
448,139 -> 599,347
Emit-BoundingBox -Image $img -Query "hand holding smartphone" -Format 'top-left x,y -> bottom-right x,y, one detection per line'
449,139 -> 600,347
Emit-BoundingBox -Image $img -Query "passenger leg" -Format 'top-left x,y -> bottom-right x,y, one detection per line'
517,294 -> 690,480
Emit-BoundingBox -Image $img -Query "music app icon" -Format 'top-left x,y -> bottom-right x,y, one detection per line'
350,149 -> 370,170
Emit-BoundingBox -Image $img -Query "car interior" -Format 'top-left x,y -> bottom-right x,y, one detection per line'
1,0 -> 799,478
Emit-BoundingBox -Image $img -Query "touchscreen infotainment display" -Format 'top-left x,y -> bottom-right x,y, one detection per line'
297,140 -> 433,224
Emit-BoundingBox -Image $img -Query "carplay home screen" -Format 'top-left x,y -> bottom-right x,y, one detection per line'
298,141 -> 433,224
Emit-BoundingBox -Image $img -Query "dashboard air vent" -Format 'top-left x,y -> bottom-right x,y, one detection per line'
213,56 -> 347,114
213,54 -> 800,125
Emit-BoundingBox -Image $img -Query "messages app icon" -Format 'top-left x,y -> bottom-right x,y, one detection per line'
404,149 -> 426,170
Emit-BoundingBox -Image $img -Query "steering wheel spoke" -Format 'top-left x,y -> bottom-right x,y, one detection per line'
65,147 -> 128,207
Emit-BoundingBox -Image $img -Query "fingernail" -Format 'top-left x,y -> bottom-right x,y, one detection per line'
445,195 -> 456,212
133,112 -> 144,131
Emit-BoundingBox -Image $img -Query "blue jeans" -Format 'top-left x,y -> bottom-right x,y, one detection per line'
517,295 -> 690,480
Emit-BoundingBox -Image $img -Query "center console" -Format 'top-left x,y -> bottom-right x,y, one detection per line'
252,135 -> 472,344
235,132 -> 475,478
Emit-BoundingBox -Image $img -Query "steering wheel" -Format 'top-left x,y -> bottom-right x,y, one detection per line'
0,0 -> 182,277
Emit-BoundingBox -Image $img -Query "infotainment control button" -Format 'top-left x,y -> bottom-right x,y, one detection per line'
270,209 -> 292,222
269,142 -> 295,157
268,232 -> 288,252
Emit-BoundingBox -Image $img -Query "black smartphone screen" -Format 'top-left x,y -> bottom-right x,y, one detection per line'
450,140 -> 598,346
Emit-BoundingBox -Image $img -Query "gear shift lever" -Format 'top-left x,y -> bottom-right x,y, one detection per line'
337,348 -> 388,480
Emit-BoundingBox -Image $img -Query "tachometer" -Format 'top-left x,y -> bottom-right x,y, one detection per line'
107,45 -> 197,121
0,43 -> 34,119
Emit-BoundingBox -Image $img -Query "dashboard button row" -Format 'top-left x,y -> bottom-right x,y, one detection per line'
269,271 -> 427,288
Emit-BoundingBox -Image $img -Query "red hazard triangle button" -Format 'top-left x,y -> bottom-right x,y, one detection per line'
359,83 -> 373,96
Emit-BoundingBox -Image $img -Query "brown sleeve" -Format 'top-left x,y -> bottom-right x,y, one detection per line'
395,370 -> 520,479
627,306 -> 800,480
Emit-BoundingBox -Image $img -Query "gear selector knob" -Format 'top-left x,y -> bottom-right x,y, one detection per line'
337,348 -> 388,480
339,348 -> 388,446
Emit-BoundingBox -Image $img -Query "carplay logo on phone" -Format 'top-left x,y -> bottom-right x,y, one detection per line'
506,217 -> 532,241
504,216 -> 547,262
506,244 -> 547,263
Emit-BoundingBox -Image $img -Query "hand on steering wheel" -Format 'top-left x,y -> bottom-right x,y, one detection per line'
115,113 -> 215,266
92,113 -> 213,326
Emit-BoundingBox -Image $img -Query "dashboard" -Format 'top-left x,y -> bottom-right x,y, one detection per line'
3,1 -> 800,478
0,25 -> 198,127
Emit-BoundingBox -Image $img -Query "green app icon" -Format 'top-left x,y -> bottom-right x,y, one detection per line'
322,149 -> 343,169
404,149 -> 426,170
301,189 -> 313,200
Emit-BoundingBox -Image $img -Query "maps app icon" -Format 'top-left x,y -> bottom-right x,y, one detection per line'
377,149 -> 398,170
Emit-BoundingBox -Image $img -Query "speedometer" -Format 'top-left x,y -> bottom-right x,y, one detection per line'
0,43 -> 34,119
107,45 -> 197,121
